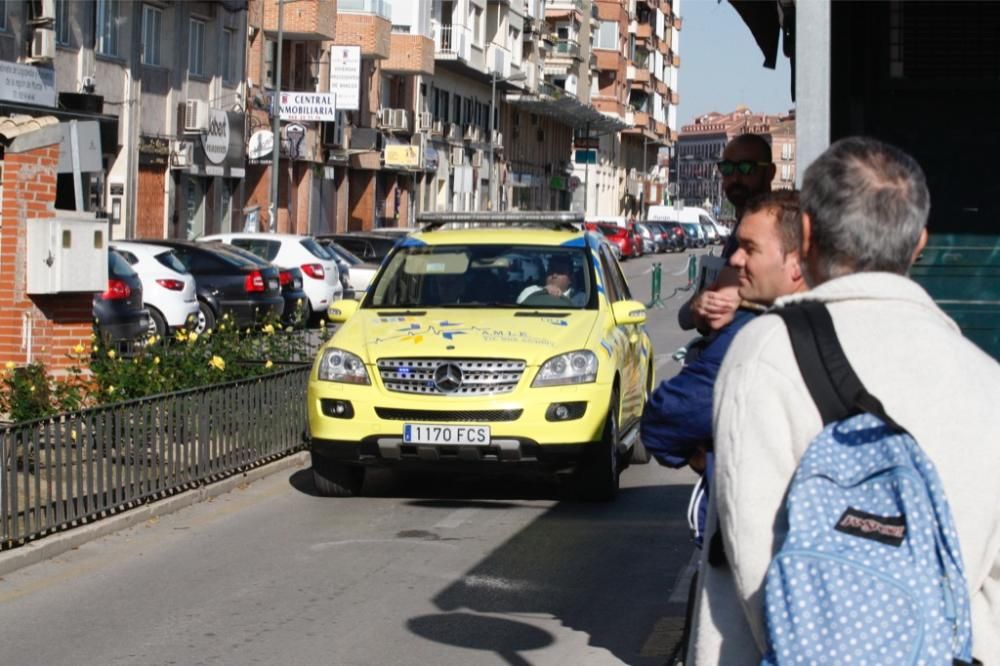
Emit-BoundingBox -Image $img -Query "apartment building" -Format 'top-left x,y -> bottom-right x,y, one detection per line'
676,105 -> 796,220
0,1 -> 249,240
573,0 -> 679,219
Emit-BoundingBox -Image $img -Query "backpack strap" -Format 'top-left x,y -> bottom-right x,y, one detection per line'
773,301 -> 902,432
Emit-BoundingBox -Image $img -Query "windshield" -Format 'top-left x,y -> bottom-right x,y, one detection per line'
366,244 -> 595,309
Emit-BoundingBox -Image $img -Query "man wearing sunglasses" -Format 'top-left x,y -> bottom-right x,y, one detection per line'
679,134 -> 776,333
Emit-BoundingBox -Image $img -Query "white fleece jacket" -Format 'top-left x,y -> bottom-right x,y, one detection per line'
689,272 -> 1000,665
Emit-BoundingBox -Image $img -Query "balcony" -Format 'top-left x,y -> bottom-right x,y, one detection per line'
335,9 -> 391,58
433,23 -> 473,61
262,0 -> 336,40
594,49 -> 624,71
551,39 -> 582,60
487,44 -> 512,79
384,34 -> 435,75
636,23 -> 653,40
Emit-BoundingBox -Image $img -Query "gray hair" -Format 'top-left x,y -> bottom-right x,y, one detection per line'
800,137 -> 929,284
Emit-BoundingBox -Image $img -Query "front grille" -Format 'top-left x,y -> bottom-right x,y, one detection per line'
375,407 -> 523,422
377,358 -> 526,396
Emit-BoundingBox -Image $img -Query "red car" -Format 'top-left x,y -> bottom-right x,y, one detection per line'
584,222 -> 640,260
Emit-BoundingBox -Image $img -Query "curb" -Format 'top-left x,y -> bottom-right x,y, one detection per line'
0,451 -> 310,578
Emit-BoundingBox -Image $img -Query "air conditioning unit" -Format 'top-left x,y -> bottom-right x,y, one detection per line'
29,0 -> 55,24
446,123 -> 461,142
463,124 -> 479,142
431,119 -> 444,135
378,108 -> 393,128
471,151 -> 483,168
390,109 -> 409,132
29,27 -> 55,61
417,112 -> 433,132
184,100 -> 209,132
492,131 -> 503,147
171,141 -> 193,168
451,147 -> 465,166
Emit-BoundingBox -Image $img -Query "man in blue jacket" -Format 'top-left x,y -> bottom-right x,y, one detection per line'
641,190 -> 807,545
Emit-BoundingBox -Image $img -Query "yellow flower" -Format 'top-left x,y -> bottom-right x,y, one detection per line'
175,330 -> 188,342
153,356 -> 160,365
218,323 -> 226,331
209,355 -> 226,371
265,359 -> 273,369
73,343 -> 85,355
107,349 -> 116,359
296,298 -> 303,306
29,385 -> 36,393
319,319 -> 326,328
108,386 -> 116,394
188,332 -> 199,343
5,361 -> 15,369
262,324 -> 275,335
285,326 -> 293,333
70,429 -> 78,441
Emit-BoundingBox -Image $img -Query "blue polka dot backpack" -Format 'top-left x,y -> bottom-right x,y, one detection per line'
763,302 -> 977,666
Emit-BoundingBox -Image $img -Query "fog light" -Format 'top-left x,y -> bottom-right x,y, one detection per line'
545,402 -> 587,422
320,398 -> 354,419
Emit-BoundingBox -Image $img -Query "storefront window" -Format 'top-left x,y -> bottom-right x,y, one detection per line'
220,179 -> 232,231
186,178 -> 205,239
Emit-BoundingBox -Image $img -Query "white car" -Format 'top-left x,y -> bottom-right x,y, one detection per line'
110,241 -> 199,338
201,233 -> 342,320
319,239 -> 379,296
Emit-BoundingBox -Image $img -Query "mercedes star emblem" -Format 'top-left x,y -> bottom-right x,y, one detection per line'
433,362 -> 463,392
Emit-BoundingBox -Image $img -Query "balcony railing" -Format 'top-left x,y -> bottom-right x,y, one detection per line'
553,39 -> 581,59
338,0 -> 393,20
433,23 -> 472,60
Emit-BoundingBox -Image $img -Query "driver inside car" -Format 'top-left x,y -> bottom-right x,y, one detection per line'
516,255 -> 587,306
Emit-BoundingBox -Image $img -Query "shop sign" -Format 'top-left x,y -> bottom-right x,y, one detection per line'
278,91 -> 337,122
284,123 -> 307,160
137,135 -> 170,167
202,109 -> 230,164
248,130 -> 273,162
329,45 -> 360,112
0,61 -> 56,107
384,144 -> 421,168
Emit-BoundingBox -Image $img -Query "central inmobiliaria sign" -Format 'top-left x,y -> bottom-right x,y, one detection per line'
278,92 -> 337,122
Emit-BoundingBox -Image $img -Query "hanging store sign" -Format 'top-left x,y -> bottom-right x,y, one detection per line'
137,135 -> 170,167
278,92 -> 337,122
202,109 -> 231,164
248,130 -> 273,162
330,45 -> 361,112
0,61 -> 56,107
384,144 -> 421,168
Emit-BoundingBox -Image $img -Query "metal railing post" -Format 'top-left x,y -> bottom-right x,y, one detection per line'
647,262 -> 662,308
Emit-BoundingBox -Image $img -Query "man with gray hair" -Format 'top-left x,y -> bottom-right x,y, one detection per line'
687,137 -> 1000,663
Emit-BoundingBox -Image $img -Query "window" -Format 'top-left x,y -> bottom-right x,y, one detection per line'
595,21 -> 618,50
264,38 -> 276,88
189,18 -> 205,76
0,0 -> 6,31
55,0 -> 70,45
472,7 -> 482,44
781,143 -> 793,160
221,28 -> 235,82
781,164 -> 793,182
96,0 -> 120,56
142,5 -> 161,65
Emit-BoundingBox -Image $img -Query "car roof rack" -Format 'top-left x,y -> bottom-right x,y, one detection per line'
415,211 -> 584,233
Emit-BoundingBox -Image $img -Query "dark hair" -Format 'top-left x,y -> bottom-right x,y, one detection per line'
742,189 -> 801,255
801,137 -> 929,282
727,133 -> 773,164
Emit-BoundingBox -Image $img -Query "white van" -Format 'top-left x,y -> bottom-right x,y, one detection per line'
646,205 -> 730,244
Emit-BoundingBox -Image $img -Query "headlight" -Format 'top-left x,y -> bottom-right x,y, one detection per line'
317,348 -> 370,384
532,350 -> 598,387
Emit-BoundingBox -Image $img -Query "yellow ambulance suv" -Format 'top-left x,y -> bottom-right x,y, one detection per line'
307,213 -> 653,500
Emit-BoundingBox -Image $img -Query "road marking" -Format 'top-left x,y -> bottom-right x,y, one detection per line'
433,507 -> 479,529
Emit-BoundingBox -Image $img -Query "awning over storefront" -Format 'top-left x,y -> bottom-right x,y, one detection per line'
505,89 -> 629,133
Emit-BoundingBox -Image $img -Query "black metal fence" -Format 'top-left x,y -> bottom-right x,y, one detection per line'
0,365 -> 311,550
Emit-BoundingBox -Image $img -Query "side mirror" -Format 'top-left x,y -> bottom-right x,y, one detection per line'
327,298 -> 360,323
611,300 -> 647,326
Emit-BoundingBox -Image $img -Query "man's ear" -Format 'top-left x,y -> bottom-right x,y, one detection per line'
910,227 -> 928,266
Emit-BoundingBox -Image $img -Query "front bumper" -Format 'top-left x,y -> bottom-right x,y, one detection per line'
307,380 -> 611,468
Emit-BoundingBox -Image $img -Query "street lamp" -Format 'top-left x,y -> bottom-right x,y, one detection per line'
489,69 -> 527,210
268,0 -> 286,232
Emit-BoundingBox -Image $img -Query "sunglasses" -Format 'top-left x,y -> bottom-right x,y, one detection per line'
717,160 -> 772,176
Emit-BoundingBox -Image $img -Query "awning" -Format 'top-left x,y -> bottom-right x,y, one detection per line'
728,0 -> 797,98
505,90 -> 629,134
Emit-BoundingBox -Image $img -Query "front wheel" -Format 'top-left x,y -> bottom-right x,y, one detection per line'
311,453 -> 365,497
576,391 -> 621,501
194,301 -> 216,335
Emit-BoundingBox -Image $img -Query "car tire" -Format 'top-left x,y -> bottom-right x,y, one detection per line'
147,307 -> 167,341
195,301 -> 216,335
576,390 -> 621,501
311,453 -> 365,497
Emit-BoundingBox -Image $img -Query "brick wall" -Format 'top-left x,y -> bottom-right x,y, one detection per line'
384,35 -> 435,76
335,13 -> 390,59
263,0 -> 336,39
0,142 -> 94,373
136,167 -> 166,238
